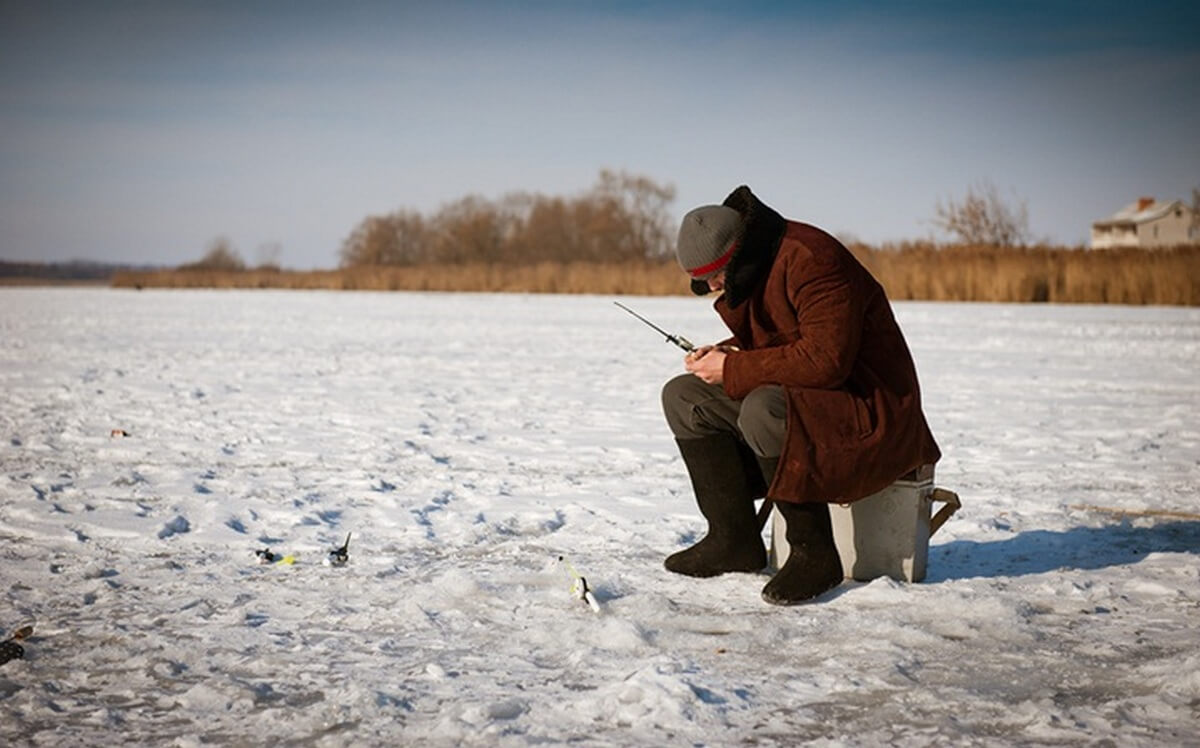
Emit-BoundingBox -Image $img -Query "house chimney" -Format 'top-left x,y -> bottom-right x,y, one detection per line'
1137,196 -> 1155,211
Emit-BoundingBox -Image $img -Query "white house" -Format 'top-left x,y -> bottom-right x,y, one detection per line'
1091,197 -> 1198,249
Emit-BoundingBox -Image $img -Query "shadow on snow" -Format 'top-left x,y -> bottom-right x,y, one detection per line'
926,520 -> 1200,582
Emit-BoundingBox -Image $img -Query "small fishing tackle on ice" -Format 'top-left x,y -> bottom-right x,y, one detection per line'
1,625 -> 34,667
558,555 -> 601,614
326,533 -> 351,567
254,548 -> 295,566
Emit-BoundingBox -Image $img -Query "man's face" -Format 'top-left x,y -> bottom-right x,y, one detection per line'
706,270 -> 726,292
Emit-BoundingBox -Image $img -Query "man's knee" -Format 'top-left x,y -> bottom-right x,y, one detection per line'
662,374 -> 705,436
661,374 -> 705,411
662,374 -> 739,438
737,386 -> 786,457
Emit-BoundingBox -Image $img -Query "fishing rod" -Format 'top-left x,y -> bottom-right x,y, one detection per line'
613,302 -> 695,353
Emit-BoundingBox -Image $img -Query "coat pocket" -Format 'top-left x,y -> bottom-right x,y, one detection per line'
852,395 -> 876,438
792,387 -> 874,444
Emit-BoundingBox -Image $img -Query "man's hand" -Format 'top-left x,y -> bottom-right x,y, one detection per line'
685,347 -> 727,385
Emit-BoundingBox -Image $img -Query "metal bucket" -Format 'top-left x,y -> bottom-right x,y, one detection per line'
768,465 -> 960,583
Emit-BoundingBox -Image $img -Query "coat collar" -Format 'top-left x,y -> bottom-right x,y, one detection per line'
692,185 -> 788,308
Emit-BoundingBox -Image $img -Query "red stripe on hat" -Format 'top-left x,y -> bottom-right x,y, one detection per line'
688,242 -> 738,278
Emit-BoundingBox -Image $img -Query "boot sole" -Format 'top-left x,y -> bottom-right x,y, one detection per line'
664,561 -> 767,578
761,579 -> 841,605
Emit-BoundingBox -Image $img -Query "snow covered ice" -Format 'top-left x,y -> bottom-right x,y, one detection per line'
2,287 -> 1198,746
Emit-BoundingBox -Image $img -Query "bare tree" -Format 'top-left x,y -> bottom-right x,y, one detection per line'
592,169 -> 677,259
339,210 -> 428,266
340,216 -> 392,266
336,169 -> 678,266
1191,187 -> 1199,242
390,210 -> 431,264
933,180 -> 1030,247
180,236 -> 246,271
517,197 -> 578,262
429,196 -> 510,263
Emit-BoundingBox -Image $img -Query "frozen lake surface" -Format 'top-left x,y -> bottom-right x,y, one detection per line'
2,288 -> 1199,746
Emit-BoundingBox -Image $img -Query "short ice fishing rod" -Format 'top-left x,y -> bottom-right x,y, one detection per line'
613,302 -> 695,353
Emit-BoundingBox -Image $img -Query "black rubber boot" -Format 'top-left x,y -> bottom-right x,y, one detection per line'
752,455 -> 780,529
664,434 -> 767,578
754,455 -> 779,494
761,501 -> 843,605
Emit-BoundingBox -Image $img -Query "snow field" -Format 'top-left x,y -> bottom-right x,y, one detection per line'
1,288 -> 1198,746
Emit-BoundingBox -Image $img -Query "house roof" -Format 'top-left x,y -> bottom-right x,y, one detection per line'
1094,198 -> 1187,227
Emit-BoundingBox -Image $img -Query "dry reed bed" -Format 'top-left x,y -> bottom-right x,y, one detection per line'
851,244 -> 1200,305
112,262 -> 685,296
111,246 -> 1200,305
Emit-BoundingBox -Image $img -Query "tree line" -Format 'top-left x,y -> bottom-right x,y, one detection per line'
117,173 -> 1198,305
175,174 -> 1199,273
338,170 -> 676,267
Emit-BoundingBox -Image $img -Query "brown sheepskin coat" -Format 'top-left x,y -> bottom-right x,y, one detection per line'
712,186 -> 941,504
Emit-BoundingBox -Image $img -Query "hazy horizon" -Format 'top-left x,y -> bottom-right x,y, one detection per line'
2,1 -> 1197,268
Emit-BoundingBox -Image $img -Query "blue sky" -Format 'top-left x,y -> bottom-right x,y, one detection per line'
1,0 -> 1197,268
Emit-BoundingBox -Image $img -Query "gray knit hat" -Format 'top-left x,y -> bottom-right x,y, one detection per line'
676,205 -> 743,281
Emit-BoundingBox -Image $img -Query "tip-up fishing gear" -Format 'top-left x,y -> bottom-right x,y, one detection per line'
326,533 -> 351,567
614,301 -> 696,353
254,548 -> 296,566
1,625 -> 33,666
558,555 -> 601,614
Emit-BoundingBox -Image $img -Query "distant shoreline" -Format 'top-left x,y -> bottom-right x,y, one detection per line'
0,277 -> 110,287
105,247 -> 1200,306
4,245 -> 1198,305
0,259 -> 153,286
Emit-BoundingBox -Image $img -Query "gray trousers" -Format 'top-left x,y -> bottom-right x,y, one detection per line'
661,374 -> 787,458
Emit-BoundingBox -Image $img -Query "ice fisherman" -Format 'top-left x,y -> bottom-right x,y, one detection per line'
662,185 -> 941,605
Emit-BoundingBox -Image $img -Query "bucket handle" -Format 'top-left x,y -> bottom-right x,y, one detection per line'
929,488 -> 961,536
